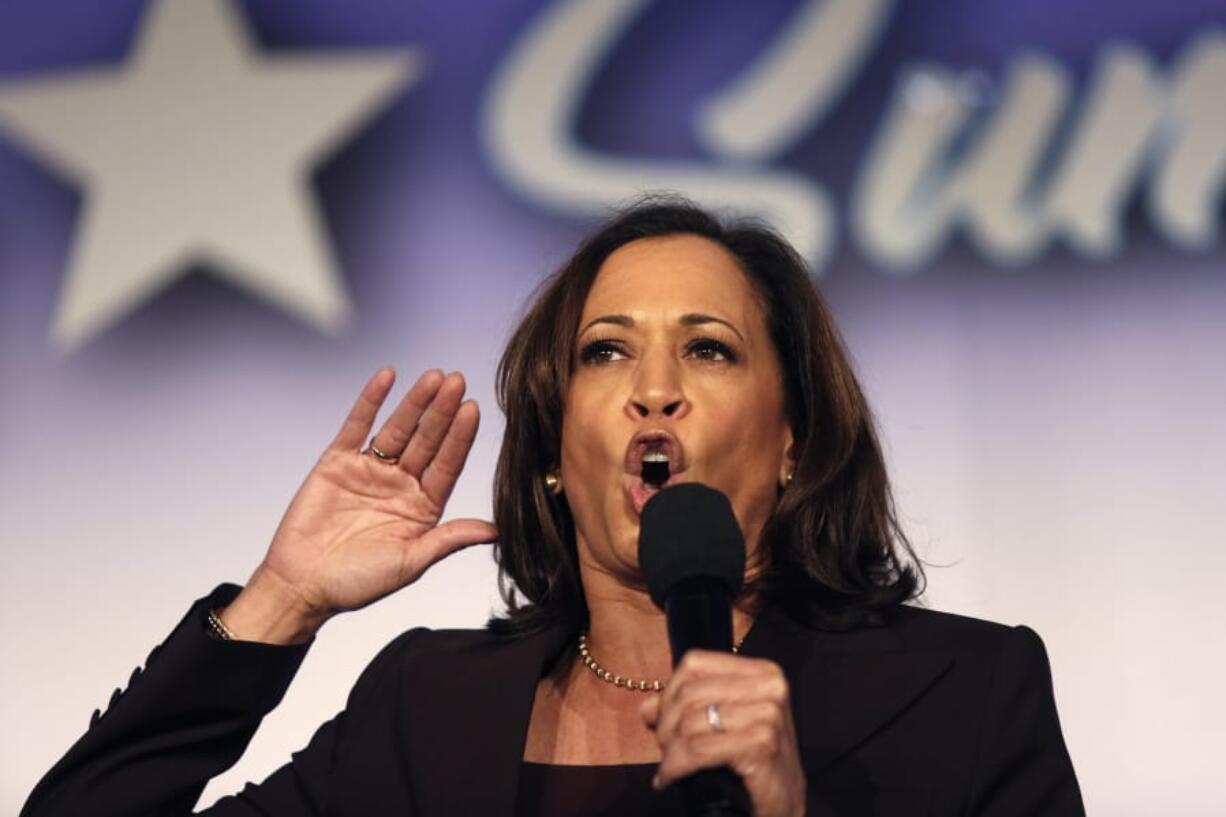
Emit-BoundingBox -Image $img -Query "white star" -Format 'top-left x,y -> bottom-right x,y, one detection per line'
0,0 -> 423,350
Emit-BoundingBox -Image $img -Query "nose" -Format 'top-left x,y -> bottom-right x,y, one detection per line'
626,354 -> 689,420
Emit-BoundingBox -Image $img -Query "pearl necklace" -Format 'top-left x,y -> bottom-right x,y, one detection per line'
577,631 -> 745,692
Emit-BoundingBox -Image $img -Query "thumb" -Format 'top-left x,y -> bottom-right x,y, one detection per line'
640,693 -> 661,728
414,518 -> 498,566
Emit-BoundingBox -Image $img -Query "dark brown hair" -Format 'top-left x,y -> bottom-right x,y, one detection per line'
491,196 -> 922,636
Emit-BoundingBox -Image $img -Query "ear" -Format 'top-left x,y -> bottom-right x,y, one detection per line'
778,427 -> 796,489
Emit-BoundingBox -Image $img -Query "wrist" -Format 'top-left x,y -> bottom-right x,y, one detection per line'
218,566 -> 330,645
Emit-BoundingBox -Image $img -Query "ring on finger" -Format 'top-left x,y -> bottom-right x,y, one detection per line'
364,437 -> 400,464
705,703 -> 725,733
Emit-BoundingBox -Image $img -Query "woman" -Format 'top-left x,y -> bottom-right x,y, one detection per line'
22,199 -> 1084,816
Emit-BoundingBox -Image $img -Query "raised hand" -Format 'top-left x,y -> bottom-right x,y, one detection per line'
220,367 -> 497,644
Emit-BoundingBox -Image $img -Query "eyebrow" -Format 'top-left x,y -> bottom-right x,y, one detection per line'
578,313 -> 745,342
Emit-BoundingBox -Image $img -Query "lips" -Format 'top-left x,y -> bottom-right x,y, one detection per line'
623,430 -> 688,516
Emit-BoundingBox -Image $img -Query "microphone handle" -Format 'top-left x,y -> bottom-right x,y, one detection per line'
664,577 -> 752,817
664,576 -> 734,655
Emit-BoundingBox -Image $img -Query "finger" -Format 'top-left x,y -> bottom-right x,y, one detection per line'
673,700 -> 782,741
655,723 -> 782,790
656,674 -> 783,741
663,652 -> 786,713
369,369 -> 445,459
420,400 -> 480,508
399,372 -> 466,477
412,518 -> 498,568
330,367 -> 396,452
661,652 -> 785,717
673,649 -> 777,680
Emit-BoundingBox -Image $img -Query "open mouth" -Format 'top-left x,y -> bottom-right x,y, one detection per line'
641,450 -> 670,487
624,431 -> 687,515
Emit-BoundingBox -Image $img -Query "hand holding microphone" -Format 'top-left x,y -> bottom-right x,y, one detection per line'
638,484 -> 807,817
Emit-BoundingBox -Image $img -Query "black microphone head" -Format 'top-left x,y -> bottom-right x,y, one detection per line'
638,483 -> 746,609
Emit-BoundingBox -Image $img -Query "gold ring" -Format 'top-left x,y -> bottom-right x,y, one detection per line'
364,437 -> 400,464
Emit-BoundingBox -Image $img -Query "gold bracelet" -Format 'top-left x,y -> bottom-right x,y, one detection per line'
206,608 -> 236,641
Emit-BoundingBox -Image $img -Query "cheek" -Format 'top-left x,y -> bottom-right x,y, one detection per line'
559,389 -> 639,561
560,389 -> 620,493
710,423 -> 779,483
709,380 -> 786,449
695,382 -> 788,509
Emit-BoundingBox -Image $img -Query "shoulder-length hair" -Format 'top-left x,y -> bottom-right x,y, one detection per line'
490,196 -> 922,636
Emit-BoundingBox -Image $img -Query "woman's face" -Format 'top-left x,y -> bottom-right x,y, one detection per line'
560,234 -> 793,590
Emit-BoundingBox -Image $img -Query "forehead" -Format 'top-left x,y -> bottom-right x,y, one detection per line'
582,234 -> 763,324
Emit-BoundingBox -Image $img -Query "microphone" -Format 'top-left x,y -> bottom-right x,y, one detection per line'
639,483 -> 751,817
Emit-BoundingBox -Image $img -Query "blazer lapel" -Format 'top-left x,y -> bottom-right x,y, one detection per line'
741,605 -> 954,776
401,624 -> 573,817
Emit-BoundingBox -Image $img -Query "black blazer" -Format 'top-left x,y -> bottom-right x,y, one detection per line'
22,584 -> 1084,816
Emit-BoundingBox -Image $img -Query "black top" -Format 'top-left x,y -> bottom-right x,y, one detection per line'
21,584 -> 1085,816
515,762 -> 685,816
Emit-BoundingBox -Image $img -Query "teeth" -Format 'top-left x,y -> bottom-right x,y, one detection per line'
641,443 -> 671,488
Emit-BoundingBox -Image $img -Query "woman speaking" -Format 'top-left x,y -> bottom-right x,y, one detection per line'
21,199 -> 1084,816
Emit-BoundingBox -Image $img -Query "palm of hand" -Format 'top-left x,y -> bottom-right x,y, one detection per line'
258,368 -> 496,619
265,449 -> 443,612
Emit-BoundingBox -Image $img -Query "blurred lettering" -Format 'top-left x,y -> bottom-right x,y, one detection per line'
481,0 -> 865,268
483,0 -> 1224,272
856,31 -> 1226,271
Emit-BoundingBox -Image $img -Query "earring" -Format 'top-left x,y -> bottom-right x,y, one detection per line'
544,469 -> 563,495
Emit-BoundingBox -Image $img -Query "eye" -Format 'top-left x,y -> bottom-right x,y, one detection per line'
578,339 -> 628,365
686,338 -> 738,363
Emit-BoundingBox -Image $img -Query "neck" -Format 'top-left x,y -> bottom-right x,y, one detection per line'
578,563 -> 757,684
521,554 -> 759,765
